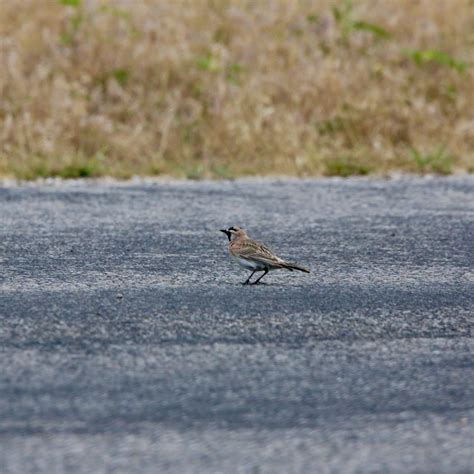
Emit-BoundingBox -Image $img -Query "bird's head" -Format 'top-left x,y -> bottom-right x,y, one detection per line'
220,226 -> 246,241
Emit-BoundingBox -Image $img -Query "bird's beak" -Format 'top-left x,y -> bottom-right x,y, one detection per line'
220,229 -> 231,241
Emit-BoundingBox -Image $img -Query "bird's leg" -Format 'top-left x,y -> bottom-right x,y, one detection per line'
242,271 -> 256,285
252,268 -> 269,285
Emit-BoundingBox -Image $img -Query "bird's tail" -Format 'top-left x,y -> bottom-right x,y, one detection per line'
281,261 -> 310,273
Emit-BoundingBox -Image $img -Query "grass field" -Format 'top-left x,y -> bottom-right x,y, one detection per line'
0,0 -> 473,179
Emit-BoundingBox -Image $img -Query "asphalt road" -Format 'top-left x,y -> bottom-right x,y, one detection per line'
0,176 -> 473,473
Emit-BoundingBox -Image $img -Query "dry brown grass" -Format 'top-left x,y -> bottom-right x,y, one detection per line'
1,0 -> 473,179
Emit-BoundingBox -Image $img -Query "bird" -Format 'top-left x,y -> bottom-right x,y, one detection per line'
220,226 -> 310,285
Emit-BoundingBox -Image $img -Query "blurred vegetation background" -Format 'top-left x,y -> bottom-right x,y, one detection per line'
0,0 -> 472,179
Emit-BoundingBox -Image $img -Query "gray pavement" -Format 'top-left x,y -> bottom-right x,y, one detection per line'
0,176 -> 473,473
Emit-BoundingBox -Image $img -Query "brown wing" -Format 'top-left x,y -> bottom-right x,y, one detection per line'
237,239 -> 285,267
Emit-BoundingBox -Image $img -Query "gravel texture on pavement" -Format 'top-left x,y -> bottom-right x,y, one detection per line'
0,177 -> 473,473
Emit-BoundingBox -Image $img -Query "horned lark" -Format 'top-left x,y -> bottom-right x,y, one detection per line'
220,226 -> 310,285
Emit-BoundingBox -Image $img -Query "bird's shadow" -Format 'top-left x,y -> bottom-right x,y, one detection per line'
239,281 -> 290,287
